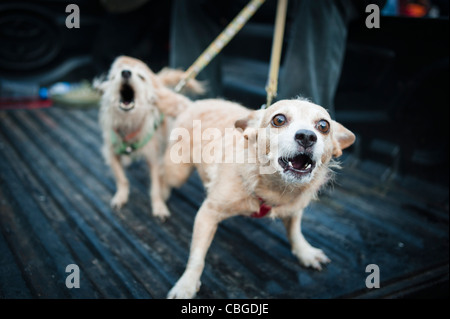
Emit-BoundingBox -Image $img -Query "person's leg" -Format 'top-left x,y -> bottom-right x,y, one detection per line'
278,0 -> 359,118
169,0 -> 223,98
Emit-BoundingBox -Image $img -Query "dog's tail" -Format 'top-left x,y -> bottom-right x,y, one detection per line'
157,68 -> 207,96
155,85 -> 195,117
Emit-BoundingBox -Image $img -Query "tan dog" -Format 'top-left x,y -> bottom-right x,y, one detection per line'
165,98 -> 355,298
97,56 -> 203,219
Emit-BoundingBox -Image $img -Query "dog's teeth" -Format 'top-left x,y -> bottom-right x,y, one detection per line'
120,101 -> 135,109
288,161 -> 293,167
305,163 -> 311,170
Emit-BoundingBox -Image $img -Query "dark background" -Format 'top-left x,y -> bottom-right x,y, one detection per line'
0,0 -> 448,299
0,0 -> 448,186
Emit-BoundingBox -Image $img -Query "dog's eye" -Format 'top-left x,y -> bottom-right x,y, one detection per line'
316,119 -> 330,134
138,74 -> 146,81
271,114 -> 287,127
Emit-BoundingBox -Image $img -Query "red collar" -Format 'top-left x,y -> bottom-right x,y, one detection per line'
251,197 -> 273,218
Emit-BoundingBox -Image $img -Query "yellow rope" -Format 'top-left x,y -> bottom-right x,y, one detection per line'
174,0 -> 287,110
265,0 -> 288,108
175,0 -> 266,92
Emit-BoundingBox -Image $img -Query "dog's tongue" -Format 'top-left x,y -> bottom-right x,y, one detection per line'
291,154 -> 308,170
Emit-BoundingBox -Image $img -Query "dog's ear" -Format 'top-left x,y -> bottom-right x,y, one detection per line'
92,76 -> 108,94
234,110 -> 263,141
331,120 -> 356,157
146,68 -> 164,90
145,68 -> 168,103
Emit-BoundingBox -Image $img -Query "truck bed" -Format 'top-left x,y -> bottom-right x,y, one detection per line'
0,106 -> 448,298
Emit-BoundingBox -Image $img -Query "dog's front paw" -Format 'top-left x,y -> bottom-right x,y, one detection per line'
167,278 -> 201,299
152,202 -> 171,221
294,246 -> 331,271
111,190 -> 129,210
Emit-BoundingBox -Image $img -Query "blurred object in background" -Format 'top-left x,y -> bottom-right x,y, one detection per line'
399,0 -> 430,18
49,81 -> 100,109
0,78 -> 99,110
0,0 -> 102,111
383,0 -> 449,17
400,0 -> 430,17
0,79 -> 51,110
0,0 -> 170,110
382,0 -> 400,15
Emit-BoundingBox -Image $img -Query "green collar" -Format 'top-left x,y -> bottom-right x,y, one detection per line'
111,113 -> 164,155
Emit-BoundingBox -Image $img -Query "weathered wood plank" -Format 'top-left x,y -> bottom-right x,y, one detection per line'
0,107 -> 447,299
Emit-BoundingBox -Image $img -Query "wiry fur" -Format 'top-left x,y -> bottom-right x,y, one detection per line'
164,98 -> 355,298
97,56 -> 203,219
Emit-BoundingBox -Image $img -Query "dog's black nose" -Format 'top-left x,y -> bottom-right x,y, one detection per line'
295,129 -> 317,148
121,70 -> 132,79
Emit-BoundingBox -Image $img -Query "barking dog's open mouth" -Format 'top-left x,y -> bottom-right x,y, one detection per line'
278,153 -> 316,177
119,83 -> 135,111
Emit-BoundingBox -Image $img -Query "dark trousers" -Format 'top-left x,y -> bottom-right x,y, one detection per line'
169,0 -> 359,117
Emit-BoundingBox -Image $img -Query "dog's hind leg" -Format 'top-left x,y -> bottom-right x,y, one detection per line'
163,137 -> 194,189
165,162 -> 194,189
148,158 -> 171,221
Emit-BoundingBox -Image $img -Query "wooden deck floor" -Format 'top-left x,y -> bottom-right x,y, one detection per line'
0,106 -> 448,299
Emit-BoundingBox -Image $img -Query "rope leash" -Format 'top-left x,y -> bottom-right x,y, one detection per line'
265,0 -> 288,108
174,0 -> 266,93
174,0 -> 288,110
